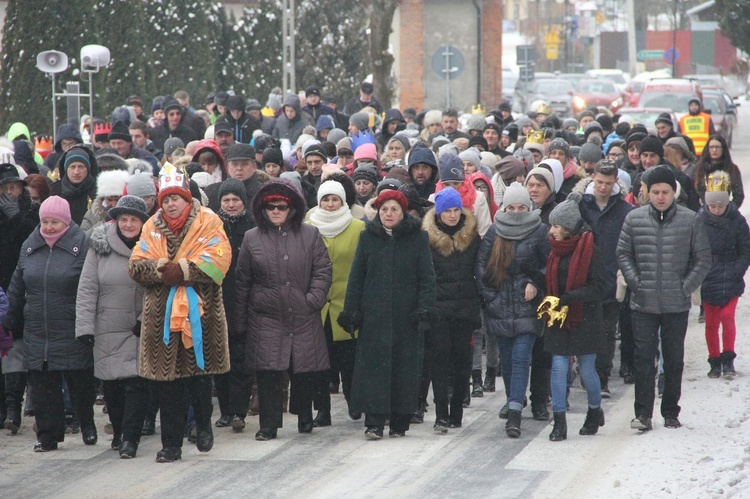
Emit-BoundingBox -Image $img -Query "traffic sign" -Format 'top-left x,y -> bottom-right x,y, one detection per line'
637,50 -> 664,61
664,48 -> 680,64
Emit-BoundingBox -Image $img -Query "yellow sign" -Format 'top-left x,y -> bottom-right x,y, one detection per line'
545,30 -> 561,45
546,45 -> 559,61
545,30 -> 560,61
596,10 -> 606,24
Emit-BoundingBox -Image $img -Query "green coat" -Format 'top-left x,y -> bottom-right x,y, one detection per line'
342,214 -> 436,415
317,218 -> 366,342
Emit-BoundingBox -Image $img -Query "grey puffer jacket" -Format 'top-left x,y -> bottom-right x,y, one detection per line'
76,223 -> 143,380
3,224 -> 92,371
616,201 -> 711,314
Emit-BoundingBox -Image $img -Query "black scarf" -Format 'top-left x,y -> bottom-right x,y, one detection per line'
218,208 -> 247,225
61,174 -> 95,199
116,225 -> 139,249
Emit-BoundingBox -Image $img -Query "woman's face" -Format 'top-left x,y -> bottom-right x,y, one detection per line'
463,160 -> 478,175
387,141 -> 406,160
320,194 -> 343,212
264,163 -> 282,178
355,179 -> 375,198
707,202 -> 728,217
504,203 -> 529,213
708,139 -> 723,162
379,199 -> 404,229
264,200 -> 290,227
525,176 -> 551,207
28,186 -> 40,203
500,135 -> 511,148
549,224 -> 570,241
607,146 -> 625,162
220,193 -> 245,216
439,207 -> 461,227
40,217 -> 67,235
627,141 -> 641,165
117,214 -> 144,239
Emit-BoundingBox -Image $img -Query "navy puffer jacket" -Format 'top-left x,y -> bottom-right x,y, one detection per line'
699,203 -> 750,306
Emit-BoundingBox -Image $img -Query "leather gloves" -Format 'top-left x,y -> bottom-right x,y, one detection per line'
77,335 -> 95,347
158,262 -> 183,286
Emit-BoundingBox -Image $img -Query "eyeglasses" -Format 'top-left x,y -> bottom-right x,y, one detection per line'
264,204 -> 290,212
607,152 -> 624,159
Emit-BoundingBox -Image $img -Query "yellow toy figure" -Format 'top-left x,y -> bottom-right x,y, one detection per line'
537,296 -> 569,328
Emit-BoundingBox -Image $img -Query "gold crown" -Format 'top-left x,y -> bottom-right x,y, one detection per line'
472,104 -> 486,115
706,171 -> 731,192
526,130 -> 545,144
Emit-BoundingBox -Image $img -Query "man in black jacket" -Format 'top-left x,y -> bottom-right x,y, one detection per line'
204,143 -> 265,213
220,95 -> 261,144
301,86 -> 335,123
149,98 -> 198,153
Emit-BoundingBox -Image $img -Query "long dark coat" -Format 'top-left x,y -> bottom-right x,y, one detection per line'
128,200 -> 230,381
342,214 -> 436,415
235,180 -> 332,373
544,241 -> 608,357
3,224 -> 92,371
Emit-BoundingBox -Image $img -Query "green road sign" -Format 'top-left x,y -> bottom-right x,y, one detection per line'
638,50 -> 665,61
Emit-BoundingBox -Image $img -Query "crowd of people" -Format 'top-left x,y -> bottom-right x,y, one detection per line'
0,81 -> 747,462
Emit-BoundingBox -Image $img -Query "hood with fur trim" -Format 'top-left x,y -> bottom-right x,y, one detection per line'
422,207 -> 478,257
251,179 -> 307,231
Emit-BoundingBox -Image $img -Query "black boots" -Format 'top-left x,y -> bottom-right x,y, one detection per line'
482,368 -> 496,392
505,410 -> 521,438
156,447 -> 181,463
313,409 -> 332,427
579,407 -> 605,435
196,427 -> 214,452
708,357 -> 722,378
549,412 -> 567,441
119,440 -> 138,459
721,351 -> 737,377
81,422 -> 98,445
471,370 -> 483,398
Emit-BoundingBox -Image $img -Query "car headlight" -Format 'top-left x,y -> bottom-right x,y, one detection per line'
611,98 -> 621,108
573,96 -> 586,110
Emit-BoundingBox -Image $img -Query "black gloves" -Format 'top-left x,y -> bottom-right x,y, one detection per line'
337,311 -> 361,337
558,294 -> 572,307
132,320 -> 142,337
0,193 -> 20,219
77,335 -> 95,347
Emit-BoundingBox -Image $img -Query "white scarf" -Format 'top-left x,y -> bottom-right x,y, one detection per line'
309,205 -> 353,238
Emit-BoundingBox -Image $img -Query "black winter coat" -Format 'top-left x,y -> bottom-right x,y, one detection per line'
422,208 -> 481,327
699,204 -> 750,306
0,190 -> 38,290
580,191 -> 634,302
476,223 -> 550,338
544,242 -> 608,357
221,210 -> 256,334
3,224 -> 92,371
218,113 -> 261,144
341,214 -> 436,415
149,123 -> 198,153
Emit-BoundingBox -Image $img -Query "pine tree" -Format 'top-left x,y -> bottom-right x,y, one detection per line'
0,0 -> 97,135
295,0 -> 369,105
93,0 -> 155,119
237,0 -> 284,102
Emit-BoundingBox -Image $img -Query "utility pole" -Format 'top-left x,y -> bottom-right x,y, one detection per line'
626,0 -> 637,76
282,0 -> 296,97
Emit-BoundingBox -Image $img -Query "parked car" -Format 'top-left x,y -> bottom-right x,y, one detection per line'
638,78 -> 703,119
584,69 -> 631,92
701,86 -> 738,147
513,78 -> 575,116
617,107 -> 680,134
623,70 -> 671,106
684,74 -> 747,100
572,79 -> 623,114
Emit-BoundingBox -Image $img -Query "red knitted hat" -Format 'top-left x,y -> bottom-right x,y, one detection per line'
374,189 -> 408,212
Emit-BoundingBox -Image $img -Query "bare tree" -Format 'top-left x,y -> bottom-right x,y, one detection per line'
368,0 -> 399,109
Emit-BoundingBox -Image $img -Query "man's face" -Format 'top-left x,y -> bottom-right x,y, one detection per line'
307,94 -> 320,106
153,109 -> 165,121
130,129 -> 147,148
689,102 -> 700,114
227,159 -> 257,181
60,138 -> 78,152
592,173 -> 616,199
215,132 -> 234,155
284,106 -> 296,120
66,162 -> 88,184
483,129 -> 499,148
109,138 -> 131,158
579,116 -> 594,128
167,109 -> 182,129
411,164 -> 433,185
0,181 -> 23,200
104,195 -> 121,209
248,110 -> 261,120
649,183 -> 675,212
230,109 -> 243,121
306,156 -> 325,176
640,151 -> 660,170
656,122 -> 671,139
360,90 -> 372,103
548,149 -> 567,163
441,116 -> 458,135
133,104 -> 143,116
176,97 -> 189,107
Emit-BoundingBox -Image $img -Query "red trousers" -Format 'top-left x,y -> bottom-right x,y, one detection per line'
704,297 -> 739,358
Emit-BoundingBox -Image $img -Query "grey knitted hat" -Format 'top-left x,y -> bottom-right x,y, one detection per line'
108,195 -> 149,223
578,142 -> 603,163
126,171 -> 157,198
164,137 -> 185,157
349,112 -> 369,132
549,191 -> 583,230
218,177 -> 248,207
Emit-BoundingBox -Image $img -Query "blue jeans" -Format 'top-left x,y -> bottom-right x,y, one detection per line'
551,354 -> 601,413
497,333 -> 536,411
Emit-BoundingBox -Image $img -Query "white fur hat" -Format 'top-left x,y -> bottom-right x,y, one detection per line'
96,170 -> 129,198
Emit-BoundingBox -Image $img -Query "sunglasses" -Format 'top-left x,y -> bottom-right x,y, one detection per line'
264,204 -> 290,212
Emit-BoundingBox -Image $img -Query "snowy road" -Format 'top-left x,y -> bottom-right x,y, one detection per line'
3,104 -> 750,499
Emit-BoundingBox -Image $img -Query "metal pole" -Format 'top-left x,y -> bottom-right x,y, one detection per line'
626,0 -> 637,76
282,0 -> 296,97
672,0 -> 678,77
89,75 -> 95,146
443,47 -> 452,108
51,74 -> 57,144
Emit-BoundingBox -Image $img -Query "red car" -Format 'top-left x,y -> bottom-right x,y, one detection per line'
571,79 -> 623,114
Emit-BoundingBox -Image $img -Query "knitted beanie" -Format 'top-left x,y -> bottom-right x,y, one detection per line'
548,138 -> 570,158
501,182 -> 533,211
218,177 -> 248,207
438,154 -> 464,182
525,167 -> 555,193
349,112 -> 370,132
549,191 -> 583,230
353,163 -> 378,185
317,180 -> 347,205
644,165 -> 676,191
638,135 -> 664,161
262,147 -> 284,167
39,195 -> 71,226
578,142 -> 603,163
374,189 -> 408,212
126,171 -> 157,198
435,187 -> 462,215
459,148 -> 481,171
